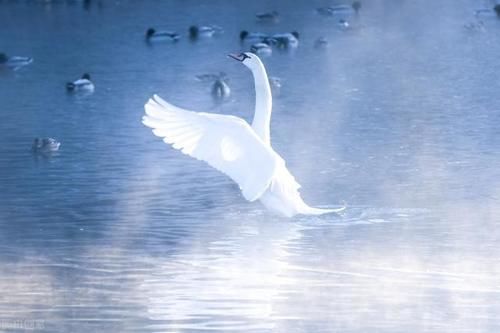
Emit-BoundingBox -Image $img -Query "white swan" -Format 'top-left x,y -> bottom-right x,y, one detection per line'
142,52 -> 344,217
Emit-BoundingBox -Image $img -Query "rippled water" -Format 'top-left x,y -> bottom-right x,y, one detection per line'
1,0 -> 500,332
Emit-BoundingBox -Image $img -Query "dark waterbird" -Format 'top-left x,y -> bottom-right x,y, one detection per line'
0,52 -> 33,70
250,41 -> 272,56
32,138 -> 61,154
267,31 -> 299,49
145,28 -> 180,42
240,30 -> 269,43
189,25 -> 221,40
256,10 -> 280,23
317,1 -> 361,17
66,73 -> 94,92
495,4 -> 500,17
211,79 -> 231,102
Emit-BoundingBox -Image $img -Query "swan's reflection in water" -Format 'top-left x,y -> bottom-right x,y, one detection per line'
142,215 -> 304,331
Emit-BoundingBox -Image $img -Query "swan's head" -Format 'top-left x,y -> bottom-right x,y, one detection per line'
228,52 -> 262,70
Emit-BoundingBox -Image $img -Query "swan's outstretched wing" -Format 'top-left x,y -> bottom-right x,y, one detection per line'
142,94 -> 278,201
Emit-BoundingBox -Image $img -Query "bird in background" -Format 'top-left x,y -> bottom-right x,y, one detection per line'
0,52 -> 33,70
66,73 -> 95,92
145,28 -> 180,42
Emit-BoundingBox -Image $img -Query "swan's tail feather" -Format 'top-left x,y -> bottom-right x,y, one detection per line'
298,204 -> 346,216
262,162 -> 346,217
296,197 -> 347,216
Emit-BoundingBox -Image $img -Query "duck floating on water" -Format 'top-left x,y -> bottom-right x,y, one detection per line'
256,10 -> 280,23
337,19 -> 351,30
211,78 -> 231,102
196,72 -> 231,102
66,73 -> 95,93
317,1 -> 361,18
0,53 -> 33,70
145,28 -> 180,42
189,25 -> 223,40
267,32 -> 299,49
475,5 -> 500,18
32,138 -> 61,154
240,30 -> 269,43
250,42 -> 272,56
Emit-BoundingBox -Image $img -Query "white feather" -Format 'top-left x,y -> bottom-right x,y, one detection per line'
143,53 -> 345,217
143,94 -> 278,202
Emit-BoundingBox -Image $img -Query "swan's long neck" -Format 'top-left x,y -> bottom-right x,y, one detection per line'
250,60 -> 272,145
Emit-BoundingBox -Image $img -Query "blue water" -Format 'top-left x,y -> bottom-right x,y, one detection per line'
1,0 -> 500,332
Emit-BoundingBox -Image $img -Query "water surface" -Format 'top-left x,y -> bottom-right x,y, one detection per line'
1,0 -> 500,332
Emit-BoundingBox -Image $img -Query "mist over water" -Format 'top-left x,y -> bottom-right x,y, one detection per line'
1,0 -> 500,332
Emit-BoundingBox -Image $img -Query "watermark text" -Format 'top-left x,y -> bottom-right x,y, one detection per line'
0,319 -> 44,330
